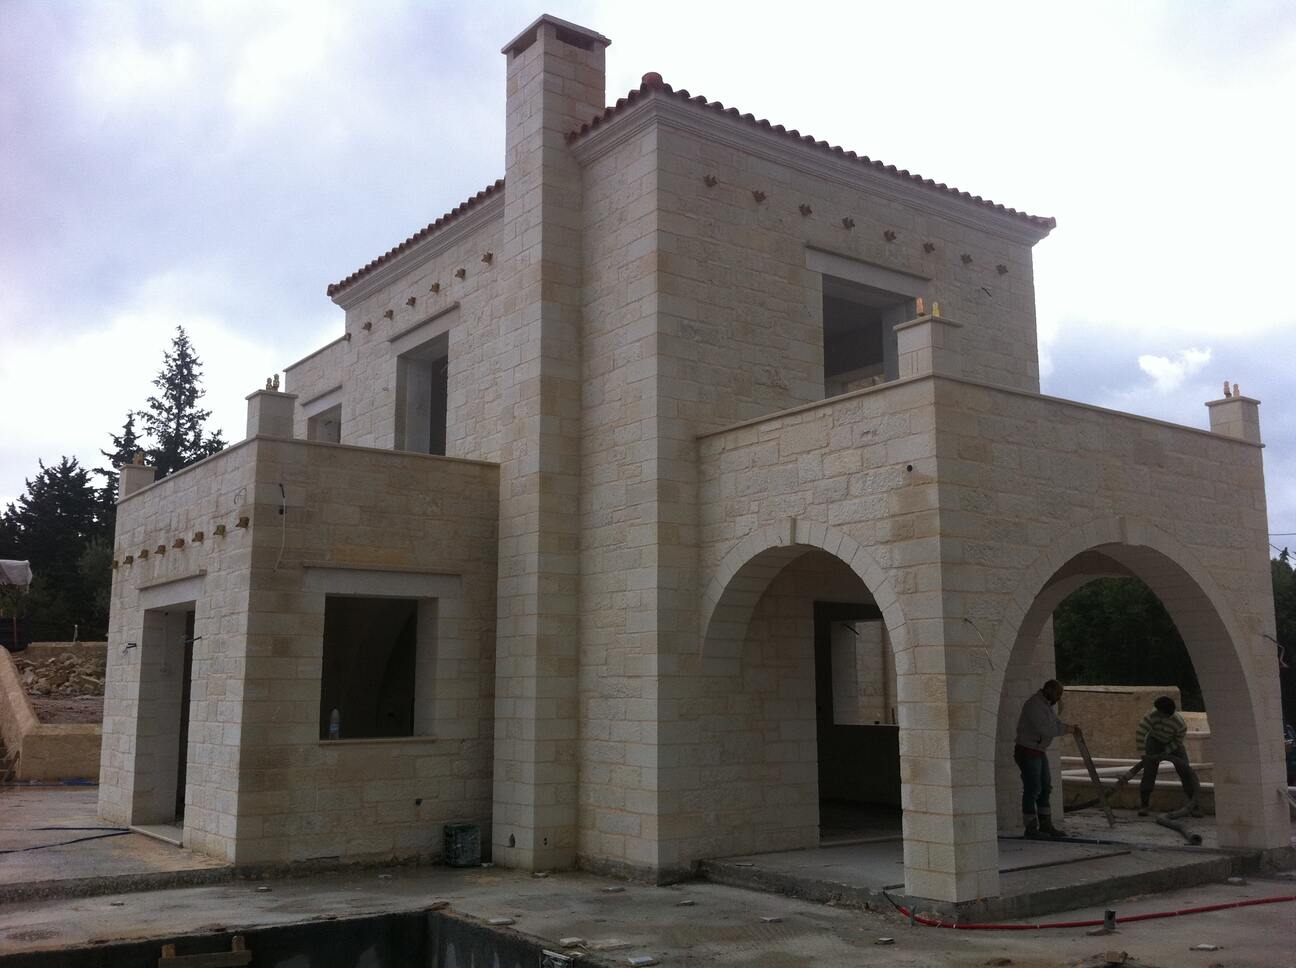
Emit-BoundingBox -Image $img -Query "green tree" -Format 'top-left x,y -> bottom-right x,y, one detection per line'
0,457 -> 110,640
1273,550 -> 1295,726
94,410 -> 143,516
141,327 -> 225,477
1053,577 -> 1203,711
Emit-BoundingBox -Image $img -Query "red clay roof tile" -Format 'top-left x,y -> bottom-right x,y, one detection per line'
327,179 -> 505,298
567,74 -> 1055,232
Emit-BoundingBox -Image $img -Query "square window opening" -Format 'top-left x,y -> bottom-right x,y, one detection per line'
307,403 -> 342,443
822,276 -> 916,398
320,595 -> 431,740
395,332 -> 448,455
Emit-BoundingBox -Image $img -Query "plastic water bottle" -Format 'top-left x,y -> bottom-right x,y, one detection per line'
328,708 -> 340,740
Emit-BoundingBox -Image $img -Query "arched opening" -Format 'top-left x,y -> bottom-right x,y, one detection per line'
990,538 -> 1288,852
667,531 -> 908,869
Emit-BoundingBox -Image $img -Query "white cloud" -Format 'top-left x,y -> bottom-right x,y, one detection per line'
1137,347 -> 1213,393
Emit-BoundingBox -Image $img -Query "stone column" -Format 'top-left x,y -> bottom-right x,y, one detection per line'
491,15 -> 610,871
1205,394 -> 1261,444
245,388 -> 298,439
118,463 -> 157,498
894,314 -> 964,379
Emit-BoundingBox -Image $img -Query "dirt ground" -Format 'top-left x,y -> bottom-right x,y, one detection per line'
29,696 -> 103,724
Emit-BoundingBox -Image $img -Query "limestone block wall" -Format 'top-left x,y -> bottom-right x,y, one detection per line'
576,124 -> 664,872
101,442 -> 259,860
229,438 -> 498,865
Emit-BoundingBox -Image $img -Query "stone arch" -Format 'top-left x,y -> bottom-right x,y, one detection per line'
701,518 -> 909,659
983,515 -> 1288,849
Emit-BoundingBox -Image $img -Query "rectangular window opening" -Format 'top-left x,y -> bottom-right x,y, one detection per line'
320,595 -> 428,740
821,276 -> 916,399
395,332 -> 449,455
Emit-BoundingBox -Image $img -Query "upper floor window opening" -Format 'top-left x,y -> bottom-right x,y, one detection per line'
396,331 -> 449,456
822,275 -> 916,399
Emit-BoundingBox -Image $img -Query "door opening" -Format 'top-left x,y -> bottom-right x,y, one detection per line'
813,601 -> 901,844
175,611 -> 195,822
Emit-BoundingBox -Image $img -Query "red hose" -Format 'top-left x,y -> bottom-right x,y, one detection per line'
891,893 -> 1296,930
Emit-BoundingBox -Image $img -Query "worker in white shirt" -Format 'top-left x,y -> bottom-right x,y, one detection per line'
1014,679 -> 1080,838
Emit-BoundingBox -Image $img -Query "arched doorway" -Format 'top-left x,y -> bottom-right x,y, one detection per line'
986,525 -> 1288,854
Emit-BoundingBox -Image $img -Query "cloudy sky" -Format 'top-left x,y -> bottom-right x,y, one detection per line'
2,0 -> 1294,546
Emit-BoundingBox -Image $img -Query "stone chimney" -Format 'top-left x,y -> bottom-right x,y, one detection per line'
117,462 -> 157,499
1205,392 -> 1261,444
491,16 -> 609,874
245,388 -> 298,439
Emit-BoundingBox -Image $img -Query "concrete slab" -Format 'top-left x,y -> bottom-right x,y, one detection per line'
0,788 -> 228,903
701,807 -> 1266,920
1,863 -> 1294,966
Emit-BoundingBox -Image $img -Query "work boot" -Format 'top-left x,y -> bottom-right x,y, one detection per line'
1024,817 -> 1043,839
1038,816 -> 1068,838
1137,801 -> 1150,817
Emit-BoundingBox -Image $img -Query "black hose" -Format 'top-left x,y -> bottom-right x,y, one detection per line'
0,830 -> 131,854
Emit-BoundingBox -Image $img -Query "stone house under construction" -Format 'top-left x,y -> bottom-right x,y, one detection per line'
98,14 -> 1288,906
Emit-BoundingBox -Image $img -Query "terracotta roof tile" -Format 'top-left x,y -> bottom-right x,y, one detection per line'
568,75 -> 1055,232
327,179 -> 505,298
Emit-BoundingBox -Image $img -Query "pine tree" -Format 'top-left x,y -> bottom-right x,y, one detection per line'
140,327 -> 226,477
95,410 -> 143,509
0,457 -> 111,639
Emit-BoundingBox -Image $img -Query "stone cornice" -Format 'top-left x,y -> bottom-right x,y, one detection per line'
330,192 -> 505,311
571,92 -> 1051,247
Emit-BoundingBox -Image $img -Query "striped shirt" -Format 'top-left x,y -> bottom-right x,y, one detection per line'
1135,710 -> 1187,754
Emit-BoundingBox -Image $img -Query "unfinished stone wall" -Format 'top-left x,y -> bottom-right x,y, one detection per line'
101,438 -> 499,866
647,111 -> 1045,423
228,438 -> 498,865
928,378 -> 1287,864
284,200 -> 504,455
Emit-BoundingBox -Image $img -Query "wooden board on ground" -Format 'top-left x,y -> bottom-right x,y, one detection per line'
1074,729 -> 1117,827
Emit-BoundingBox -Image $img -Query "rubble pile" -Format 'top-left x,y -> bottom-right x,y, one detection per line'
14,651 -> 106,698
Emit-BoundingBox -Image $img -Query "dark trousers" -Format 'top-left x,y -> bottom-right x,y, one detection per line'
1014,745 -> 1052,821
1140,743 -> 1199,804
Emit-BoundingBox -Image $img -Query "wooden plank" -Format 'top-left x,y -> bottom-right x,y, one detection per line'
158,946 -> 252,967
1073,729 -> 1117,827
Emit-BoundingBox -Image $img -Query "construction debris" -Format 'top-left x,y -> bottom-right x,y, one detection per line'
14,651 -> 105,697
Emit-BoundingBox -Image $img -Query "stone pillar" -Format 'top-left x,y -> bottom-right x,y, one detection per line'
118,463 -> 157,498
491,15 -> 610,871
894,315 -> 964,379
245,389 -> 298,439
1205,394 -> 1261,444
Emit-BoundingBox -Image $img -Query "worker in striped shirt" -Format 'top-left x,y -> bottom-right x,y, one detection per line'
1135,696 -> 1201,816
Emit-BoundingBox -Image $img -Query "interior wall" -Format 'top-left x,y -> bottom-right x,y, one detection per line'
817,607 -> 900,807
673,549 -> 887,862
131,606 -> 193,825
